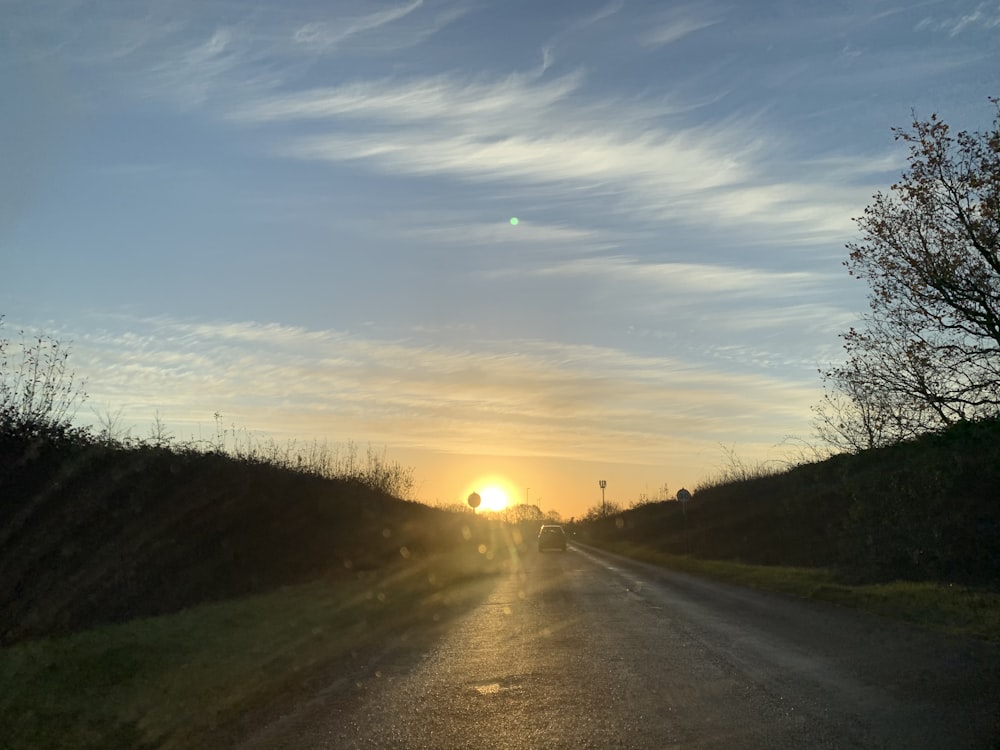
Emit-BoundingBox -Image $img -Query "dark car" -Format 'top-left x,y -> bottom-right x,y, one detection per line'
537,524 -> 567,552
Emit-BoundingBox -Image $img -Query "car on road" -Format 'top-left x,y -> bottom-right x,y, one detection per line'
537,524 -> 567,552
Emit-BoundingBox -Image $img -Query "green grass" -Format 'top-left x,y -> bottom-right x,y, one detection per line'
0,546 -> 507,750
587,539 -> 1000,641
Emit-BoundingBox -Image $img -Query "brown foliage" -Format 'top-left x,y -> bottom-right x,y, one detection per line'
819,99 -> 1000,450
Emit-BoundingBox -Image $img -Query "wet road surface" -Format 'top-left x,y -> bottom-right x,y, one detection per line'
242,543 -> 1000,749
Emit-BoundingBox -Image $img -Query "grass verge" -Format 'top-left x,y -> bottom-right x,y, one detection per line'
585,539 -> 1000,641
0,546 -> 507,750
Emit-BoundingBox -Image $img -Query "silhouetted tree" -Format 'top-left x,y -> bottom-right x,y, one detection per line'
582,500 -> 623,522
509,503 -> 544,522
819,100 -> 1000,450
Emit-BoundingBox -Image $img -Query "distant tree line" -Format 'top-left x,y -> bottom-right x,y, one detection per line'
0,318 -> 414,498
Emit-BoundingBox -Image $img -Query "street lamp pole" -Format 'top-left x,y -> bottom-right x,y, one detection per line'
599,480 -> 607,517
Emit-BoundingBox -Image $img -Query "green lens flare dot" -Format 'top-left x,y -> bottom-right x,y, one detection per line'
509,217 -> 519,225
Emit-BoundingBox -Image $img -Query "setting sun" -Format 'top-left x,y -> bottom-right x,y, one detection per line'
464,475 -> 520,513
479,485 -> 510,512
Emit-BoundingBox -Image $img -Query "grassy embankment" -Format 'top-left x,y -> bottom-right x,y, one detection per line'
582,539 -> 1000,641
0,548 -> 509,750
577,417 -> 1000,641
0,428 -> 523,749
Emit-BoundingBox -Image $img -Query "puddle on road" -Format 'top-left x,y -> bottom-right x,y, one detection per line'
470,677 -> 524,696
472,682 -> 505,695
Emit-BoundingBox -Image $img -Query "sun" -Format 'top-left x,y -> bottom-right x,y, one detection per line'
479,485 -> 511,512
464,475 -> 518,513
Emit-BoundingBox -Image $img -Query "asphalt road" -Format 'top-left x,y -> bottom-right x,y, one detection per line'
242,543 -> 1000,749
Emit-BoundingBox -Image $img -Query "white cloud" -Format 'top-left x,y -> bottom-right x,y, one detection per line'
3,0 -> 470,110
916,3 -> 1000,35
66,315 -> 820,464
144,27 -> 252,107
532,256 -> 824,297
230,70 -> 585,125
292,0 -> 425,51
232,68 -> 871,244
640,14 -> 721,47
6,0 -> 880,245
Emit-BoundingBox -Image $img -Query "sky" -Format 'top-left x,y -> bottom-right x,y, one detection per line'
2,0 -> 999,519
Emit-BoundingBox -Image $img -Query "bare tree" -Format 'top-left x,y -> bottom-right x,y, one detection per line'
0,320 -> 87,437
819,100 -> 1000,449
509,503 -> 544,523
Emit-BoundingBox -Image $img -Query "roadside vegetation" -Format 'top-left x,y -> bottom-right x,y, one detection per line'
576,415 -> 1000,640
581,416 -> 999,584
578,101 -> 1000,640
0,320 -> 524,748
0,549 -> 511,750
577,538 -> 1000,641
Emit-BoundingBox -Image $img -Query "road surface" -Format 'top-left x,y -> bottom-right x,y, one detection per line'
241,542 -> 1000,749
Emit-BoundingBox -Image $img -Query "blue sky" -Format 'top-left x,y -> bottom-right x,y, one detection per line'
3,0 -> 999,517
